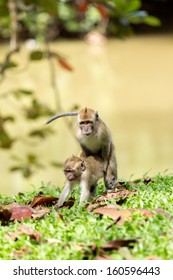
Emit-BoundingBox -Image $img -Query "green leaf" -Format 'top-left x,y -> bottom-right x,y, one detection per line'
36,0 -> 58,15
51,161 -> 63,168
29,128 -> 54,139
11,155 -> 22,162
9,166 -> 21,172
29,51 -> 44,61
5,61 -> 18,69
24,99 -> 54,119
0,129 -> 15,149
22,166 -> 33,178
0,115 -> 15,123
124,0 -> 141,13
13,89 -> 33,99
27,154 -> 37,164
127,11 -> 148,24
144,16 -> 161,26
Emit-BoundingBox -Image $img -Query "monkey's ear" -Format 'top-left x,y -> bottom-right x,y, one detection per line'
81,161 -> 86,171
95,111 -> 99,121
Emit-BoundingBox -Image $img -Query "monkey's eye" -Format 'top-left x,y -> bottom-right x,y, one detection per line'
95,112 -> 99,121
80,121 -> 92,125
64,169 -> 71,173
81,161 -> 85,171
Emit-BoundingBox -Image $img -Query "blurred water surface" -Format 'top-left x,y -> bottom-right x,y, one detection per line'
0,34 -> 173,194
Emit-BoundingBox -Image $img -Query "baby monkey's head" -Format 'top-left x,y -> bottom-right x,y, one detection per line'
63,156 -> 85,182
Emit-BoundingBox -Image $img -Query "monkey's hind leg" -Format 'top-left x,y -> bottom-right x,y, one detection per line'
89,184 -> 97,200
104,152 -> 118,192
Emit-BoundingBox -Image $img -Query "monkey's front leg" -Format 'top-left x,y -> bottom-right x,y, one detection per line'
79,181 -> 91,205
55,182 -> 71,208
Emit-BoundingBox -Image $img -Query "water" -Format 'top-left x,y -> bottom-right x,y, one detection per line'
0,34 -> 173,194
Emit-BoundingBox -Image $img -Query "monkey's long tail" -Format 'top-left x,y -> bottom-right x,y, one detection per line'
46,112 -> 78,124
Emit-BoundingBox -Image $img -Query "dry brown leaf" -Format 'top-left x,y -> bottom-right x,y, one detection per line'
57,57 -> 73,71
95,4 -> 109,19
6,231 -> 19,241
0,202 -> 51,222
31,205 -> 51,219
30,195 -> 58,208
93,208 -> 132,225
55,197 -> 75,209
11,206 -> 34,221
13,247 -> 32,259
154,208 -> 170,218
101,239 -> 138,250
130,208 -> 155,217
95,253 -> 112,260
145,255 -> 162,260
86,202 -> 119,212
94,207 -> 155,224
102,203 -> 120,209
85,202 -> 101,211
0,207 -> 12,221
96,190 -> 137,202
19,224 -> 42,242
0,202 -> 35,222
6,224 -> 42,243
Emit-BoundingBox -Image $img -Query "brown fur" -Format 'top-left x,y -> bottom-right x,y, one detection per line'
55,155 -> 105,207
47,107 -> 118,190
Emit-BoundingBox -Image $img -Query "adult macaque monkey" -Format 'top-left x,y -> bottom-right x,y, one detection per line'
55,155 -> 104,207
46,107 -> 117,190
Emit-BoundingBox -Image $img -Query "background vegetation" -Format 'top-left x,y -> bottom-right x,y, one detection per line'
0,0 -> 161,179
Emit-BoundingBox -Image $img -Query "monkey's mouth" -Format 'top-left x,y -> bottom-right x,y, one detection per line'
68,177 -> 76,181
67,175 -> 76,181
83,132 -> 91,136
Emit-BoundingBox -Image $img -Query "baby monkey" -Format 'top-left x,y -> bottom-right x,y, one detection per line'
55,155 -> 105,207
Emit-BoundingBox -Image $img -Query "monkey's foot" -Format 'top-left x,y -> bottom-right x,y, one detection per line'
54,203 -> 60,209
104,179 -> 117,192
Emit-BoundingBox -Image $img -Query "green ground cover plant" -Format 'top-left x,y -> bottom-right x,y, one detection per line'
0,174 -> 173,260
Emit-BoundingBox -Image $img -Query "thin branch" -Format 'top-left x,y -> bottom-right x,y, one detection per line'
0,48 -> 19,76
0,0 -> 19,81
45,42 -> 74,132
47,48 -> 62,113
8,0 -> 19,51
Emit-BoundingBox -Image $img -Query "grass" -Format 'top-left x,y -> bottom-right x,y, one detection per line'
0,174 -> 173,260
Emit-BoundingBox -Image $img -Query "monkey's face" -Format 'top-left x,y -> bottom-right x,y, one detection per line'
78,108 -> 99,136
64,156 -> 85,181
64,169 -> 76,181
79,121 -> 94,135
